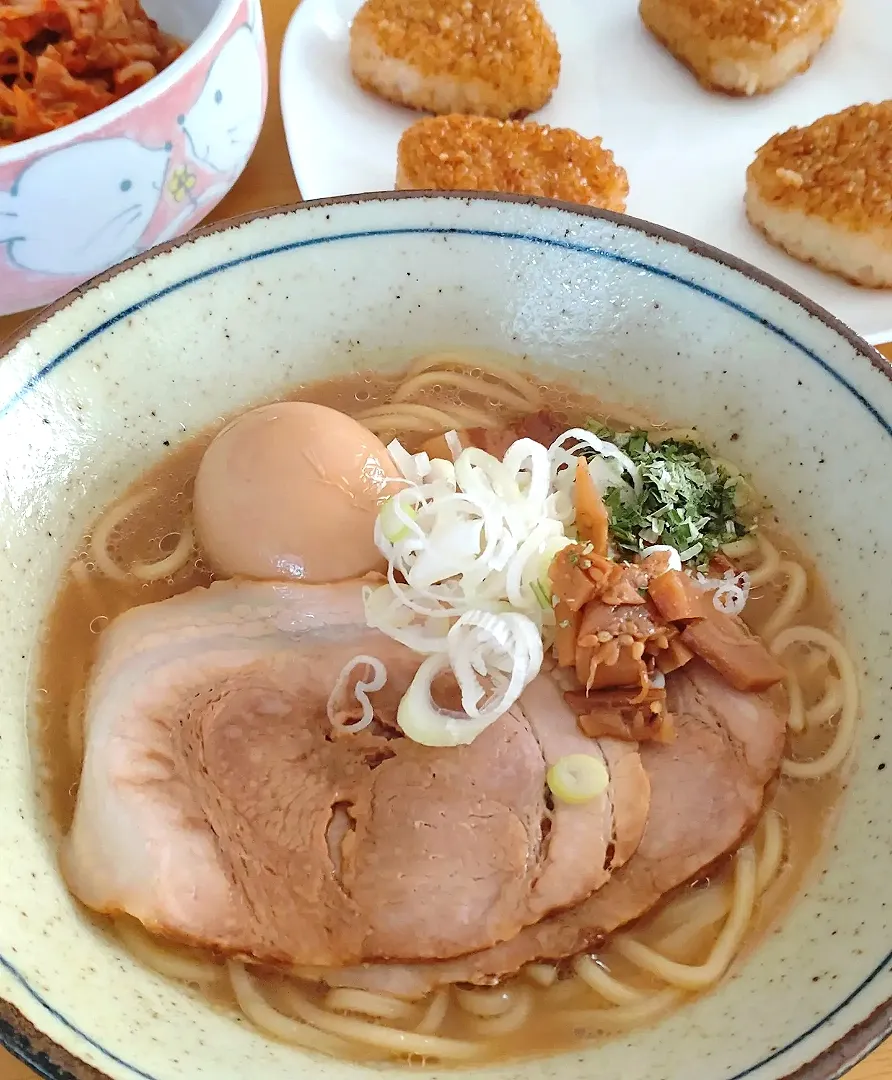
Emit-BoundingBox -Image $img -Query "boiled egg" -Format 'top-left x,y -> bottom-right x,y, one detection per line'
194,401 -> 400,583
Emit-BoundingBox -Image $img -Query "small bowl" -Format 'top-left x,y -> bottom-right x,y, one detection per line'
0,192 -> 890,1080
0,0 -> 268,318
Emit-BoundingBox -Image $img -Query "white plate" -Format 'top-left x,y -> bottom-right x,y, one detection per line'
280,0 -> 892,345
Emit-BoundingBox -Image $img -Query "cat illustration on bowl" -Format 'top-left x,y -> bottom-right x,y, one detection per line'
0,137 -> 170,277
180,24 -> 264,175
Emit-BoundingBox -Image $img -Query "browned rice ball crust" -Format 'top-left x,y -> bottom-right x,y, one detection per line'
639,0 -> 842,96
350,0 -> 560,119
645,0 -> 836,44
396,115 -> 629,212
748,102 -> 892,228
745,101 -> 892,287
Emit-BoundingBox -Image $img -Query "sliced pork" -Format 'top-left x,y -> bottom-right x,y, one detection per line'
312,659 -> 786,997
63,579 -> 421,965
513,677 -> 649,921
63,580 -> 646,967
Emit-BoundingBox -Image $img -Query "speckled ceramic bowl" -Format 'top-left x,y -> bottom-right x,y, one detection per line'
0,0 -> 267,318
0,193 -> 889,1080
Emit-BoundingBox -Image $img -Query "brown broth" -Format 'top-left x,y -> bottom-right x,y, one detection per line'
33,369 -> 847,1066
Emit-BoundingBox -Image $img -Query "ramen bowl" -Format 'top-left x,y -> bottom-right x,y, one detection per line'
0,192 -> 890,1080
0,0 -> 268,319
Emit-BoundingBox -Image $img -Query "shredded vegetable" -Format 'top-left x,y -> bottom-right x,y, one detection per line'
378,496 -> 418,544
366,437 -> 570,745
326,656 -> 388,732
363,423 -> 755,748
397,611 -> 543,746
368,440 -> 570,631
699,569 -> 753,617
364,425 -> 674,746
0,1 -> 184,146
585,424 -> 749,565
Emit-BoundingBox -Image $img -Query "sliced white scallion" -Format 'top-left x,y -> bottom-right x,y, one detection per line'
546,754 -> 609,805
712,571 -> 751,616
386,438 -> 431,485
363,585 -> 451,655
366,440 -> 570,628
548,428 -> 643,499
506,527 -> 572,613
364,429 -> 641,748
677,542 -> 703,563
378,495 -> 419,544
639,544 -> 682,571
326,656 -> 388,732
444,429 -> 464,461
397,611 -> 542,747
692,568 -> 752,617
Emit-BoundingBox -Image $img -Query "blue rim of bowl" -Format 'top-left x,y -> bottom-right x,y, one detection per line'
0,0 -> 249,170
0,190 -> 889,1080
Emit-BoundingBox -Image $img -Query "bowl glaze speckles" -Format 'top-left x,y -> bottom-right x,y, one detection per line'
0,192 -> 889,1080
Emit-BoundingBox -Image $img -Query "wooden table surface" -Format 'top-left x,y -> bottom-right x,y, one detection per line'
0,0 -> 889,1076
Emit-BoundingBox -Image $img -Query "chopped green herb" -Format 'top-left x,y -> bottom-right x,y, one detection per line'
586,422 -> 750,566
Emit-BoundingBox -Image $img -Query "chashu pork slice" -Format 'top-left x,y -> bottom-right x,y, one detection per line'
507,676 -> 650,923
62,580 -> 648,967
311,660 -> 786,997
